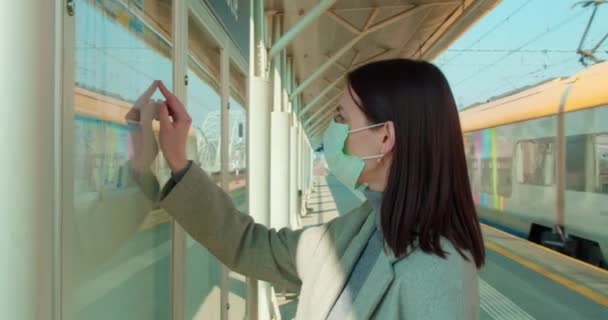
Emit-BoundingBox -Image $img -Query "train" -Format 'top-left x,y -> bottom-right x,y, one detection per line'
460,61 -> 608,268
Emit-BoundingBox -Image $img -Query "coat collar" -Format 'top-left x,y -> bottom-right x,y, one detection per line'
345,250 -> 395,319
305,202 -> 396,319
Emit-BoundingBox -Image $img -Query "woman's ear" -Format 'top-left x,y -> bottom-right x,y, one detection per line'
381,121 -> 396,154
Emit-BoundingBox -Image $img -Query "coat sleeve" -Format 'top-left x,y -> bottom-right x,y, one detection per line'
159,164 -> 330,292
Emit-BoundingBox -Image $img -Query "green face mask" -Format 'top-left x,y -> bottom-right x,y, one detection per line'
322,120 -> 384,192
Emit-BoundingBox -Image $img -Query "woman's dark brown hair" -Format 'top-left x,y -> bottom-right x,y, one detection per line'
347,58 -> 485,268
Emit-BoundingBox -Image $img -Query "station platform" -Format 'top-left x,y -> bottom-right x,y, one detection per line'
280,173 -> 608,320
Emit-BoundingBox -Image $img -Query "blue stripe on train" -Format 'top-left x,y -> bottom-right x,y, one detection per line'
479,217 -> 529,239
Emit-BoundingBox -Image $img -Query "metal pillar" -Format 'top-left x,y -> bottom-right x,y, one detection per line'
247,79 -> 272,320
290,123 -> 299,227
270,13 -> 290,230
171,1 -> 188,319
270,110 -> 291,229
219,47 -> 231,320
287,57 -> 294,111
307,142 -> 313,195
302,140 -> 312,197
1,1 -> 60,319
247,0 -> 272,319
309,144 -> 315,193
271,16 -> 282,113
296,126 -> 304,216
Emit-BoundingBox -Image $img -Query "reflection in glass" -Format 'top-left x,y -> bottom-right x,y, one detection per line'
66,1 -> 172,319
183,66 -> 223,319
228,98 -> 248,210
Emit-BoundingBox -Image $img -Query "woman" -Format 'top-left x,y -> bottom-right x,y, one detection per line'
143,59 -> 485,319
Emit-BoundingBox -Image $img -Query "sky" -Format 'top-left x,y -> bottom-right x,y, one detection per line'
434,0 -> 608,109
77,0 -> 606,115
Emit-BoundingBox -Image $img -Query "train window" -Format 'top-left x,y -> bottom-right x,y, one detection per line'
515,139 -> 555,186
566,135 -> 589,191
464,131 -> 512,197
566,134 -> 608,193
464,133 -> 478,183
596,134 -> 608,194
480,157 -> 512,197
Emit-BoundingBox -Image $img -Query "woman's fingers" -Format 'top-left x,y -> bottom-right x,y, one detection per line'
152,100 -> 162,121
134,81 -> 158,107
158,81 -> 190,124
157,81 -> 177,106
142,81 -> 158,99
154,81 -> 191,173
125,107 -> 140,122
158,101 -> 172,132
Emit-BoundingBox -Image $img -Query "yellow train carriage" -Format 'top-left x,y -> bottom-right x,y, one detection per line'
459,61 -> 608,267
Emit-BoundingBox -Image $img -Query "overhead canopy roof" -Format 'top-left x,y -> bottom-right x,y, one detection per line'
267,0 -> 501,143
112,0 -> 502,144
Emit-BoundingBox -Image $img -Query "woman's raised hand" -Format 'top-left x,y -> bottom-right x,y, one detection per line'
126,81 -> 160,174
157,81 -> 192,173
125,81 -> 158,124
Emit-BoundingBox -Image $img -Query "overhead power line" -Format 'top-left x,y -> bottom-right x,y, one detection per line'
452,10 -> 587,88
439,0 -> 534,67
446,49 -> 582,53
574,0 -> 607,65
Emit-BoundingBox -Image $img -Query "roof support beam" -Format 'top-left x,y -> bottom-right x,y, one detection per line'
331,0 -> 458,12
308,108 -> 336,133
308,116 -> 330,135
332,59 -> 348,72
418,0 -> 483,60
331,4 -> 410,12
307,112 -> 336,136
363,8 -> 379,30
298,74 -> 345,116
309,117 -> 333,137
290,4 -> 433,100
353,48 -> 391,68
269,0 -> 338,59
395,7 -> 432,58
290,34 -> 361,100
322,77 -> 344,93
349,51 -> 360,67
325,10 -> 362,34
299,48 -> 356,117
303,93 -> 341,127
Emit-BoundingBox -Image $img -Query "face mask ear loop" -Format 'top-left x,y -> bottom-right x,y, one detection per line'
348,122 -> 385,134
360,154 -> 384,161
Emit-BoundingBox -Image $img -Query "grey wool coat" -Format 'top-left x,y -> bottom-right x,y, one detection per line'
158,164 -> 480,319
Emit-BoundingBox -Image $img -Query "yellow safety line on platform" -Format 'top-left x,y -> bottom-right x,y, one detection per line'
482,224 -> 608,276
485,241 -> 608,307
